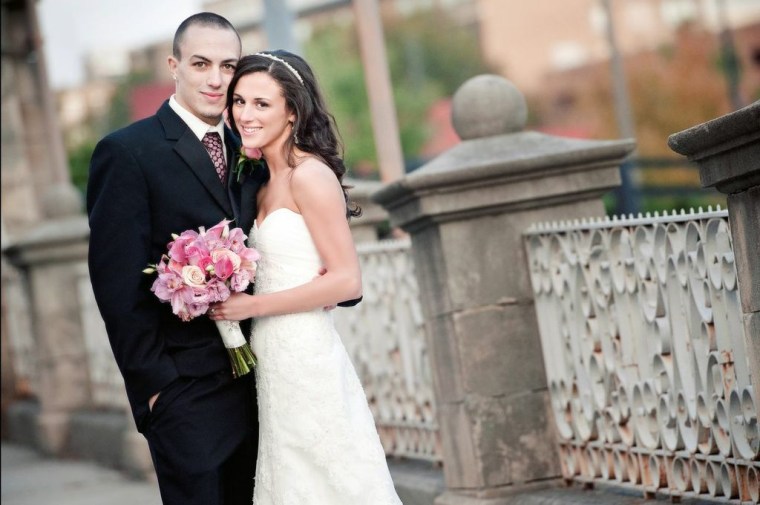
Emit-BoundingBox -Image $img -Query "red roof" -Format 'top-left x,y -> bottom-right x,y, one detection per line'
130,82 -> 175,121
421,98 -> 460,158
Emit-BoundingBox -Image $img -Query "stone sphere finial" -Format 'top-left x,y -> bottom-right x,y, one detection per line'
451,74 -> 527,140
42,182 -> 83,218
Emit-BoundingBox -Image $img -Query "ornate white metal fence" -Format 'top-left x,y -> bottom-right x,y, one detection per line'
5,237 -> 442,462
524,208 -> 758,503
334,238 -> 442,463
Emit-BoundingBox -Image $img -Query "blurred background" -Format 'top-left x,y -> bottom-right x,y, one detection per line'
5,0 -> 760,237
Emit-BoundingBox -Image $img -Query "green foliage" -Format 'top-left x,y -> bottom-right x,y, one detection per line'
64,71 -> 152,197
304,9 -> 491,175
385,11 -> 490,96
67,139 -> 98,195
306,28 -> 378,171
106,71 -> 152,132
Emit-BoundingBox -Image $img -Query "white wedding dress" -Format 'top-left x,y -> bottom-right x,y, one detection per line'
249,208 -> 402,505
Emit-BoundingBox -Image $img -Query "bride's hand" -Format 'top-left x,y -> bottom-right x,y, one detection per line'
209,292 -> 256,321
313,267 -> 336,311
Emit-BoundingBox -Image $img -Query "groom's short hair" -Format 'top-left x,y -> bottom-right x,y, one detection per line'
173,12 -> 240,59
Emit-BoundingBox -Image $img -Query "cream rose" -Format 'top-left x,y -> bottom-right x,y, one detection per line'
181,265 -> 207,288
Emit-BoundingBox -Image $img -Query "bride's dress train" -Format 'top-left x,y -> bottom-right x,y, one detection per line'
249,208 -> 402,505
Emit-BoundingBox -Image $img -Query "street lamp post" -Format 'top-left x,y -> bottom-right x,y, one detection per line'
601,0 -> 639,215
716,0 -> 745,110
352,0 -> 405,184
262,0 -> 300,55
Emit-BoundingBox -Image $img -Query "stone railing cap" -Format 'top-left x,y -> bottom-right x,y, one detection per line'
667,101 -> 760,159
344,177 -> 385,199
373,131 -> 635,206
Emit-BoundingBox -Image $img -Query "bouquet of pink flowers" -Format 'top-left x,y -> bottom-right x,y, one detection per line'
144,219 -> 260,378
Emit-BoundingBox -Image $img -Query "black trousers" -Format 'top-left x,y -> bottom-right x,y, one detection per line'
139,371 -> 256,505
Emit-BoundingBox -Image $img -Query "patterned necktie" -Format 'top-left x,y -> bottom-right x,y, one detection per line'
202,132 -> 226,185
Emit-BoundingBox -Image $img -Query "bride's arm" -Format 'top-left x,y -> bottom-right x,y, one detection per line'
212,160 -> 361,320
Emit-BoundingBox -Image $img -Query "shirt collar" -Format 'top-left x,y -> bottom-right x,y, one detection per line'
169,95 -> 226,144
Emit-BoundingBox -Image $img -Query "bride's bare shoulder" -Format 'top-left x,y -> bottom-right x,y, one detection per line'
291,156 -> 338,185
290,157 -> 344,207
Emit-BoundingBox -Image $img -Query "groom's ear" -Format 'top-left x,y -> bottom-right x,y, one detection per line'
168,56 -> 178,78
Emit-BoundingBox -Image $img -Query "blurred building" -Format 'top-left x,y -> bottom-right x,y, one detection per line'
129,0 -> 476,83
56,81 -> 118,148
477,0 -> 760,94
52,0 -> 760,154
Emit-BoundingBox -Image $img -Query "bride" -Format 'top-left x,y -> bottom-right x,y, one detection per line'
210,51 -> 403,505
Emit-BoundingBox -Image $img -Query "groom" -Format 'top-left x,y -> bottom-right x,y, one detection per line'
87,13 -> 258,505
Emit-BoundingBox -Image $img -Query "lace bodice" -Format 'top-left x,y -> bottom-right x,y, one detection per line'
251,208 -> 322,295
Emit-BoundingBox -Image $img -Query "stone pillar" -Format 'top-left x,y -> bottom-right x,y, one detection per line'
346,178 -> 388,243
3,193 -> 91,456
668,101 -> 760,388
1,222 -> 16,438
1,0 -> 44,234
374,75 -> 634,504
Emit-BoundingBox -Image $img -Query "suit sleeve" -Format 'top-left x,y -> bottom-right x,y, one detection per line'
337,296 -> 362,307
87,136 -> 179,405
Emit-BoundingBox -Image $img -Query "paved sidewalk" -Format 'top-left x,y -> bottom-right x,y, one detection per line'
1,442 -> 162,505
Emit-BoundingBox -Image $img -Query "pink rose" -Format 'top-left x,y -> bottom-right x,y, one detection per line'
185,245 -> 210,267
211,249 -> 241,272
244,147 -> 262,160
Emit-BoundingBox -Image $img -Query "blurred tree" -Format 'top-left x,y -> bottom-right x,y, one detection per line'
535,23 -> 736,156
64,71 -> 152,196
627,23 -> 733,156
106,71 -> 152,133
305,9 -> 491,176
531,22 -> 745,213
67,138 -> 98,195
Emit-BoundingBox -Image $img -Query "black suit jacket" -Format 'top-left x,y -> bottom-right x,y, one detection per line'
87,101 -> 263,416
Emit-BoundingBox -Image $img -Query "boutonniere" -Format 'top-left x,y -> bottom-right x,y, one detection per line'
232,146 -> 264,183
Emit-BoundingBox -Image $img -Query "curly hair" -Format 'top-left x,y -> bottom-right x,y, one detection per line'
226,50 -> 361,218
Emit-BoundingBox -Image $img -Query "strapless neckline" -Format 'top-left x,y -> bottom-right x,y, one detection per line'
254,207 -> 302,230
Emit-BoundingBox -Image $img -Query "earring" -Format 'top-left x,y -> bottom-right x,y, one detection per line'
294,133 -> 299,145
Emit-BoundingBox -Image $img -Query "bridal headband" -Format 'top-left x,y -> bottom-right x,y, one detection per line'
254,52 -> 304,85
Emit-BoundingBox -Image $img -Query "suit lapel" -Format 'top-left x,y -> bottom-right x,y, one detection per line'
225,129 -> 260,234
239,169 -> 260,234
157,102 -> 234,218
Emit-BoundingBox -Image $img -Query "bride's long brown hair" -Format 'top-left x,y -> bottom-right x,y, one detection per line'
226,51 -> 361,219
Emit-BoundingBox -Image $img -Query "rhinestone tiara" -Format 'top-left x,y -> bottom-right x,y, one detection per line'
254,52 -> 304,85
